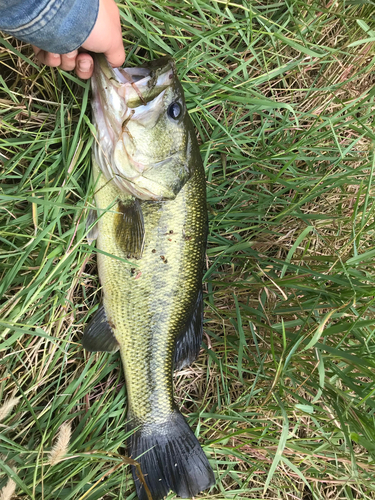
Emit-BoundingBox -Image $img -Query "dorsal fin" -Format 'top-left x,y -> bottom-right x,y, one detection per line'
115,198 -> 145,259
174,289 -> 203,370
82,305 -> 120,353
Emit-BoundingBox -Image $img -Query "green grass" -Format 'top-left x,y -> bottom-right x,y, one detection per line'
1,0 -> 375,498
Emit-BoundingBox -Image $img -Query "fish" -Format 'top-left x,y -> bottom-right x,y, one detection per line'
83,55 -> 215,500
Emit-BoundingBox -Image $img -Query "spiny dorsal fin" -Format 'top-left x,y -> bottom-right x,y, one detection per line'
82,305 -> 119,353
174,289 -> 203,370
86,208 -> 99,244
115,198 -> 145,259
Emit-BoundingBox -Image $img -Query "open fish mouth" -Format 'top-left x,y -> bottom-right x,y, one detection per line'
92,54 -> 175,104
91,55 -> 185,200
112,59 -> 175,107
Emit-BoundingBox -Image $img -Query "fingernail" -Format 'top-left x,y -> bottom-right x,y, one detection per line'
78,59 -> 92,73
51,53 -> 60,59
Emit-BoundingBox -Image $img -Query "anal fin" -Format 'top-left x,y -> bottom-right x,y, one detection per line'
115,198 -> 145,259
174,289 -> 203,371
82,305 -> 119,353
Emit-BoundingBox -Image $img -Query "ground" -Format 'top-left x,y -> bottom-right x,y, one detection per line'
1,1 -> 375,499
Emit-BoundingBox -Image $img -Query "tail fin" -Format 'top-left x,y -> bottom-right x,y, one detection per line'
128,411 -> 214,500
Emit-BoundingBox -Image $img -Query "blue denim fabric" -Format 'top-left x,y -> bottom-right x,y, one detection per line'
0,0 -> 99,53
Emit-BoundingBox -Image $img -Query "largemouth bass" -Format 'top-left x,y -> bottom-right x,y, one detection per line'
83,55 -> 215,500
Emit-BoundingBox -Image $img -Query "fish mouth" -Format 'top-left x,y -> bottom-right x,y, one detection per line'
93,54 -> 175,108
91,55 -> 178,198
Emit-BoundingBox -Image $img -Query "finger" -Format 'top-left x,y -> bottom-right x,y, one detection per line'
104,39 -> 125,68
34,49 -> 61,67
75,53 -> 94,79
81,0 -> 125,69
60,50 -> 78,71
101,9 -> 125,68
32,45 -> 41,56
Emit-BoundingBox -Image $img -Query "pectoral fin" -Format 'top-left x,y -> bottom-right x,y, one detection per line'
86,208 -> 99,244
82,305 -> 119,353
115,198 -> 145,259
174,289 -> 203,370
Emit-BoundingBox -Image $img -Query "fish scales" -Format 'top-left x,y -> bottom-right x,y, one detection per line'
93,157 -> 207,425
84,55 -> 215,500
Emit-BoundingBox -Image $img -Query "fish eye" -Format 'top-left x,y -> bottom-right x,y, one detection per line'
167,102 -> 182,120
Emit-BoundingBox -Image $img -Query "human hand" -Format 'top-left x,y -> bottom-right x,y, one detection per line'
32,0 -> 125,79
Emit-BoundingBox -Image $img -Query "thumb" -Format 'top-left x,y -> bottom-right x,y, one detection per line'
81,0 -> 125,68
103,37 -> 125,68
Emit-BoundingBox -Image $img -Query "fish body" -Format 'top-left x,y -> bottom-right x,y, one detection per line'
83,55 -> 214,500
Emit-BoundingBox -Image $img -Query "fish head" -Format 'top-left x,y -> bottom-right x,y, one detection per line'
92,55 -> 195,200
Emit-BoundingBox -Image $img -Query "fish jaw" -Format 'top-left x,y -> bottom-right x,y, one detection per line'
91,55 -> 194,200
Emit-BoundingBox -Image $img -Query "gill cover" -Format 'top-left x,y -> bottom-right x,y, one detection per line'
91,55 -> 196,200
